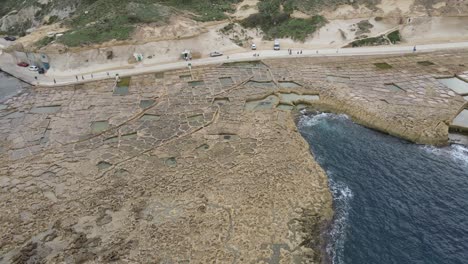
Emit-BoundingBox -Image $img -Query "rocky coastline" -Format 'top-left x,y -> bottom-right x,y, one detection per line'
1,50 -> 468,262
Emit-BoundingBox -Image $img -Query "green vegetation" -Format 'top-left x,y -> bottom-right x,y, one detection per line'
241,0 -> 326,41
166,0 -> 240,22
54,0 -> 240,46
36,36 -> 55,47
118,76 -> 131,87
374,62 -> 393,70
349,30 -> 401,47
350,35 -> 388,47
290,0 -> 380,13
417,61 -> 435,66
387,30 -> 401,44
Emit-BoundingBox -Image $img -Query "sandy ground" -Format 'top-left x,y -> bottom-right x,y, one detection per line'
30,14 -> 468,75
376,0 -> 414,15
401,16 -> 468,44
4,0 -> 468,75
16,23 -> 68,49
232,0 -> 259,20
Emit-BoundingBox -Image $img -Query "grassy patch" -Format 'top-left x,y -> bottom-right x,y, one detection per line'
374,62 -> 393,70
35,36 -> 55,47
387,30 -> 401,44
350,35 -> 388,47
165,0 -> 240,22
417,61 -> 435,66
118,77 -> 131,87
241,0 -> 326,41
54,0 -> 240,46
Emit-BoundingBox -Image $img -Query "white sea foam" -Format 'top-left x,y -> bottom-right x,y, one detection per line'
421,144 -> 468,165
326,177 -> 353,264
298,113 -> 349,128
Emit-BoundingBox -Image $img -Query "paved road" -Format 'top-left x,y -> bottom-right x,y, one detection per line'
2,42 -> 468,87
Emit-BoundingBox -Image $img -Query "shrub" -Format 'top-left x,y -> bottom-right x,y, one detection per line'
387,30 -> 401,44
239,0 -> 327,41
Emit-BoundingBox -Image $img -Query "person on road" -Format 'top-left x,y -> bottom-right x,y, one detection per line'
76,75 -> 78,81
91,74 -> 93,78
81,75 -> 84,80
300,50 -> 302,54
54,79 -> 56,84
413,46 -> 417,52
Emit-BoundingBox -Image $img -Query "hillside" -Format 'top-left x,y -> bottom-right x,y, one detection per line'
1,0 -> 468,52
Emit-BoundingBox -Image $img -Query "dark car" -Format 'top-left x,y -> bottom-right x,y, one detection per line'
4,36 -> 16,41
17,62 -> 29,67
38,68 -> 45,74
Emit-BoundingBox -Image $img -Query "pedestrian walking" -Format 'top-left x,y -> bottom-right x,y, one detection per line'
91,74 -> 93,78
107,72 -> 110,77
297,51 -> 299,54
54,78 -> 56,84
316,50 -> 318,54
82,75 -> 84,80
76,75 -> 78,81
300,50 -> 302,54
413,46 -> 417,52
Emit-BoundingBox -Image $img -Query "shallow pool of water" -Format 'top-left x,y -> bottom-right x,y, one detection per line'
139,99 -> 155,109
91,121 -> 109,133
276,104 -> 294,111
438,77 -> 468,95
452,109 -> 468,131
246,80 -> 276,88
97,161 -> 112,170
278,81 -> 301,88
244,95 -> 279,111
30,105 -> 61,114
299,113 -> 468,264
140,114 -> 160,121
188,80 -> 204,87
114,86 -> 129,96
219,77 -> 234,86
279,93 -> 319,104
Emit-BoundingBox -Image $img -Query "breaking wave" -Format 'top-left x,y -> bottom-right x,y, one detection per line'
326,176 -> 353,264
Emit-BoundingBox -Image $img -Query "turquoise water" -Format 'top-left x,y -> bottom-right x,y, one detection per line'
298,113 -> 468,264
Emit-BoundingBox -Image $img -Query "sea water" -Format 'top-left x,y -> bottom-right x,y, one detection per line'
298,113 -> 468,264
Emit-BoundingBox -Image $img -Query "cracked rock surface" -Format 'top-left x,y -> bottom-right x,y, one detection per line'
1,50 -> 468,263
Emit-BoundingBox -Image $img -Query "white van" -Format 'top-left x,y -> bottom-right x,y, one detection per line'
274,40 -> 280,50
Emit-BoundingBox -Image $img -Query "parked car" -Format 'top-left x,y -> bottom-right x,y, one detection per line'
210,51 -> 223,57
251,43 -> 257,50
38,68 -> 45,74
4,36 -> 16,41
273,40 -> 280,50
17,62 -> 29,67
28,65 -> 39,71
